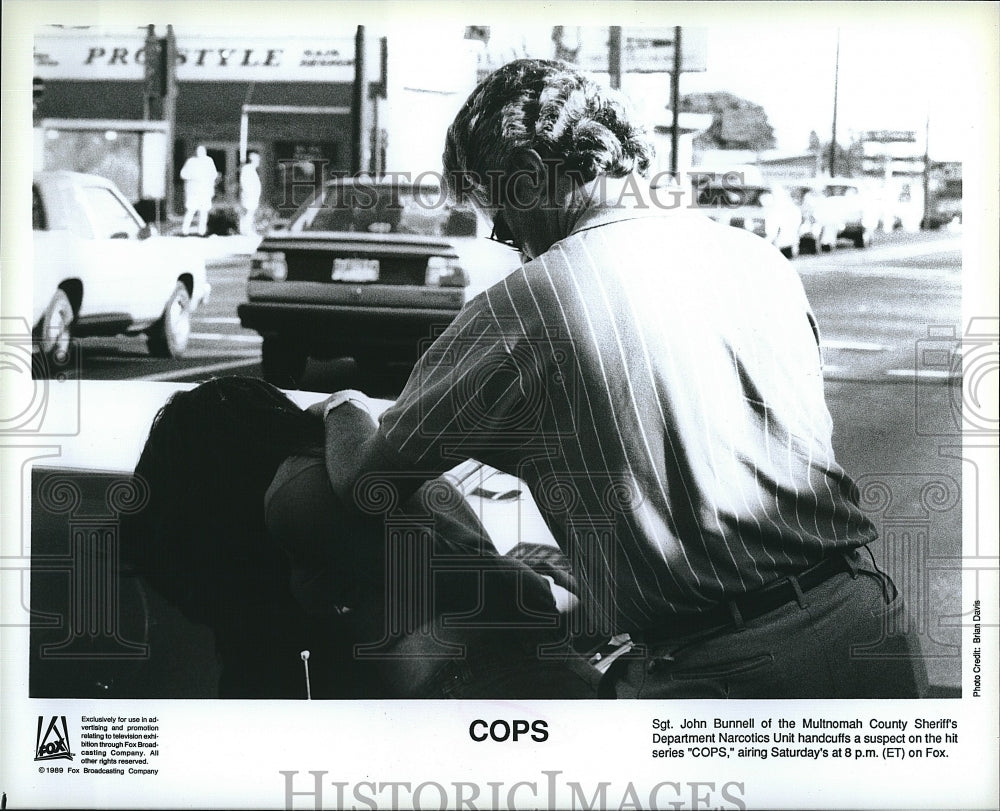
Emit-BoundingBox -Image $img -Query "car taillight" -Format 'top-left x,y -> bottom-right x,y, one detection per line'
425,256 -> 468,287
250,251 -> 288,281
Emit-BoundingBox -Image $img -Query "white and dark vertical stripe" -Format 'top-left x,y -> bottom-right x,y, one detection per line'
376,212 -> 877,633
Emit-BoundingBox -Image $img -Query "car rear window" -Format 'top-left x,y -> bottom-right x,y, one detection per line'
785,186 -> 812,205
822,185 -> 858,197
696,186 -> 769,207
290,184 -> 477,237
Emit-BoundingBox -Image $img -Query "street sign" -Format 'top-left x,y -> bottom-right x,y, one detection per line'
569,26 -> 708,73
859,129 -> 917,143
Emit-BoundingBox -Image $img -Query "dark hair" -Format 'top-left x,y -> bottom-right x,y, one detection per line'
121,377 -> 323,625
443,58 -> 654,203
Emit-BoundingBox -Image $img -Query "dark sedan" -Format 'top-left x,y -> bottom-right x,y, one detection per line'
238,178 -> 519,386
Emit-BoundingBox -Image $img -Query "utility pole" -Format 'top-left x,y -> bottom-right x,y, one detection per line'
829,29 -> 840,177
352,25 -> 366,175
922,114 -> 932,229
670,26 -> 682,176
608,26 -> 622,89
163,25 -> 177,217
142,25 -> 177,219
143,25 -> 158,121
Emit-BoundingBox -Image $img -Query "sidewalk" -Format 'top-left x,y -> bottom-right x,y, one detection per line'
160,232 -> 262,266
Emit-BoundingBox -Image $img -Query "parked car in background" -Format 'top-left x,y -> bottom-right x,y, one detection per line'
879,179 -> 924,233
32,171 -> 211,370
812,178 -> 882,248
693,178 -> 803,258
238,178 -> 520,386
925,176 -> 963,229
782,180 -> 839,254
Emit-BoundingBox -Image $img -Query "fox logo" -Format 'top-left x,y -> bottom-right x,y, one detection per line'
35,716 -> 74,762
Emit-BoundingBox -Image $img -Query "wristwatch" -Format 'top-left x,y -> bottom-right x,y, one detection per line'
321,389 -> 371,419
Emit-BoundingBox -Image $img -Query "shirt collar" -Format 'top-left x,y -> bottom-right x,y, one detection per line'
565,174 -> 670,237
568,203 -> 663,236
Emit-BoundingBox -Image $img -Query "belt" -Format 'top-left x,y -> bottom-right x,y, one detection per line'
634,550 -> 859,645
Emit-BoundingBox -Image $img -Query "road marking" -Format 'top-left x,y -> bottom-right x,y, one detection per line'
195,316 -> 243,325
799,263 -> 961,279
189,331 -> 262,343
854,238 -> 961,263
180,350 -> 260,359
885,368 -> 959,380
821,339 -> 890,352
132,357 -> 259,382
796,237 -> 961,266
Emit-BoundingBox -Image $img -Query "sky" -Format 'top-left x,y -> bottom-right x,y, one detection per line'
680,23 -> 983,160
483,16 -> 991,161
5,1 -> 996,164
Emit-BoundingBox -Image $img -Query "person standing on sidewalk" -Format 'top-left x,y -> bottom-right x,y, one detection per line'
313,58 -> 927,699
180,145 -> 218,236
239,151 -> 262,235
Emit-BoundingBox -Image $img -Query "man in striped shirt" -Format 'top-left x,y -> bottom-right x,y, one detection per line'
320,59 -> 925,698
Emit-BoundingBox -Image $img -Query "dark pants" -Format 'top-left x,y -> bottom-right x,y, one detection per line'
604,556 -> 927,699
430,637 -> 600,699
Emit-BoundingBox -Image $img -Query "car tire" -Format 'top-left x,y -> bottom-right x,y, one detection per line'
852,228 -> 872,249
35,289 -> 75,374
262,337 -> 308,388
147,282 -> 192,358
799,236 -> 818,255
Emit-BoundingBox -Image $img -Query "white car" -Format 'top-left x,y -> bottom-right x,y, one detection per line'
782,181 -> 840,254
32,170 -> 211,370
694,179 -> 803,258
812,178 -> 882,248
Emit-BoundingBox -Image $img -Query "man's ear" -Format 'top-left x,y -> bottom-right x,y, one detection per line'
503,147 -> 547,208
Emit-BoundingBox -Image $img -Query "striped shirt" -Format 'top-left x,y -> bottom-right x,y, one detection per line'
365,205 -> 877,634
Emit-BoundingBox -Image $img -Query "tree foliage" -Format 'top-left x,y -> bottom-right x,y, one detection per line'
681,91 -> 776,151
817,139 -> 864,177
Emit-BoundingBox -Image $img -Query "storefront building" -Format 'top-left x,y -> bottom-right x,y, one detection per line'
32,25 -> 481,217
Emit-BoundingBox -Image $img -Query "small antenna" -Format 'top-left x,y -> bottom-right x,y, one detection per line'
300,650 -> 312,700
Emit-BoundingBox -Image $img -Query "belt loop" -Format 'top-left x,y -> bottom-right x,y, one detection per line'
863,545 -> 898,603
881,572 -> 898,604
789,575 -> 809,609
727,600 -> 746,631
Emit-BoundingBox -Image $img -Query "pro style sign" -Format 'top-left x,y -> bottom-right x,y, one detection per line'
33,30 -> 357,82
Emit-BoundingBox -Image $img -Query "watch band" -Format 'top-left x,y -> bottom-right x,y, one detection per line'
322,389 -> 371,419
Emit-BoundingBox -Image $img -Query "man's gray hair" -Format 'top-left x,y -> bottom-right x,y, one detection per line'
443,59 -> 654,204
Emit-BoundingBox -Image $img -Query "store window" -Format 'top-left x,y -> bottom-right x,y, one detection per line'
43,130 -> 141,201
273,141 -> 339,210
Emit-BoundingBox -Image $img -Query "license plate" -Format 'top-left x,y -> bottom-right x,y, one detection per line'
331,258 -> 379,282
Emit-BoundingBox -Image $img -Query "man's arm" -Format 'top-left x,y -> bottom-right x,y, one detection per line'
320,397 -> 385,506
320,284 -> 538,513
313,389 -> 434,515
